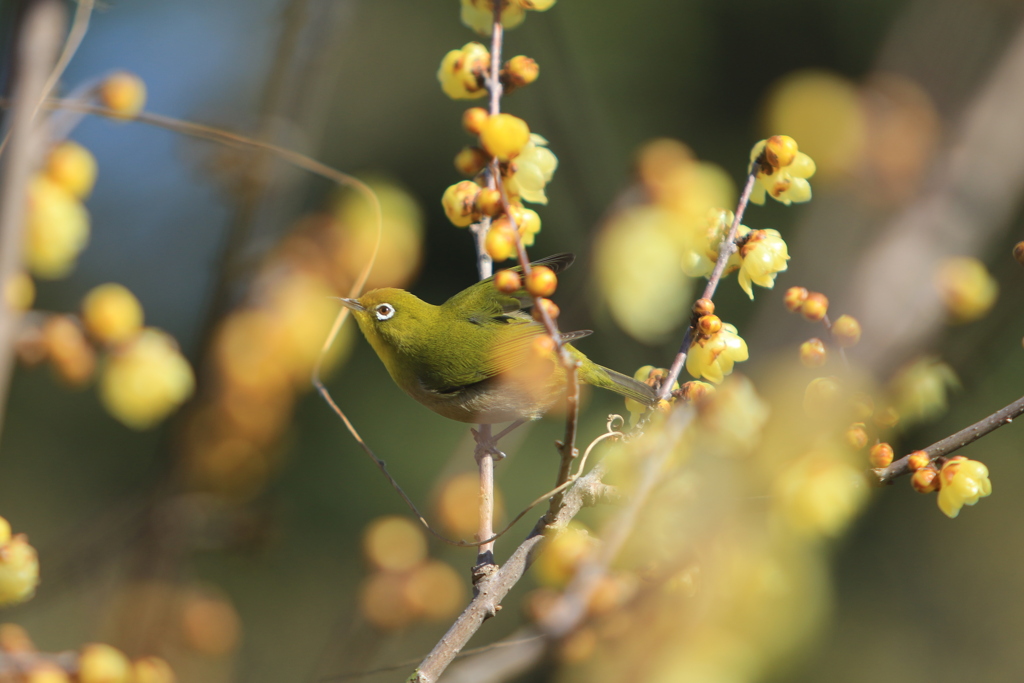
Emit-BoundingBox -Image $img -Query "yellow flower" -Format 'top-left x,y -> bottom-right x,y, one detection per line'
749,137 -> 816,206
686,323 -> 748,384
0,518 -> 39,607
460,0 -> 525,34
681,208 -> 748,279
25,175 -> 90,279
776,448 -> 868,537
437,42 -> 490,100
737,229 -> 789,299
937,457 -> 992,518
505,134 -> 558,204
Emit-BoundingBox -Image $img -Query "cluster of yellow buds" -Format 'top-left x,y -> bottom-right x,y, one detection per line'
460,0 -> 556,34
26,142 -> 94,279
358,516 -> 465,630
749,135 -> 816,205
442,111 -> 555,255
909,454 -> 992,518
783,286 -> 863,370
438,11 -> 556,265
24,72 -> 147,279
79,643 -> 174,683
14,283 -> 195,429
0,516 -> 39,607
0,626 -> 175,683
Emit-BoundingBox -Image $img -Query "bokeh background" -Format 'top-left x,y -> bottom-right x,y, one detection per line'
2,0 -> 1024,681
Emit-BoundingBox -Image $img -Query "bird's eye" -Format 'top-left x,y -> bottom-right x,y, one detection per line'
374,303 -> 395,321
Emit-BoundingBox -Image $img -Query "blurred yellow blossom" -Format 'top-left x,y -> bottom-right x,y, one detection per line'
887,355 -> 959,427
25,175 -> 90,279
935,256 -> 998,323
99,329 -> 195,429
762,70 -> 865,178
0,517 -> 39,607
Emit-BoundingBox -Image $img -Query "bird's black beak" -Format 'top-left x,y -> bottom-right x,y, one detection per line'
337,298 -> 366,312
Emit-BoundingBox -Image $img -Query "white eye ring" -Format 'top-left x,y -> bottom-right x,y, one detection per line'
374,303 -> 395,321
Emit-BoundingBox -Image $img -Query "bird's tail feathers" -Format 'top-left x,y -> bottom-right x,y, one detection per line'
594,365 -> 660,407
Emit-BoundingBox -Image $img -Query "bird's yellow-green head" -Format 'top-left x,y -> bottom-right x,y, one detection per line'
338,289 -> 441,375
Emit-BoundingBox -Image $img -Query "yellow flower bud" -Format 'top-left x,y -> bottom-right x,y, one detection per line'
99,329 -> 195,430
404,559 -> 465,620
907,450 -> 929,471
504,55 -> 539,89
26,175 -> 90,279
493,269 -> 522,294
935,256 -> 998,323
526,265 -> 557,297
484,223 -> 517,261
3,272 -> 35,312
462,107 -> 490,135
0,523 -> 39,607
98,72 -> 147,119
26,664 -> 70,683
911,466 -> 939,493
869,442 -> 894,468
479,114 -> 531,162
764,135 -> 798,168
454,146 -> 489,176
801,292 -> 829,322
799,337 -> 827,367
42,315 -> 96,386
78,643 -> 131,683
845,422 -> 868,450
46,141 -> 98,199
363,516 -> 426,572
783,286 -> 808,312
132,657 -> 175,683
831,314 -> 862,347
441,181 -> 482,227
460,0 -> 526,35
82,283 -> 144,346
1013,240 -> 1024,266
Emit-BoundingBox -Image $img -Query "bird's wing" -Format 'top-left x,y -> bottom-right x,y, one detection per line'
443,253 -> 576,321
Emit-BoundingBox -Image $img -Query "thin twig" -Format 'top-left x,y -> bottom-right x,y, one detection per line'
470,1 -> 508,570
0,0 -> 66,446
875,393 -> 1024,484
0,0 -> 92,159
410,465 -> 611,683
321,634 -> 544,682
658,166 -> 760,401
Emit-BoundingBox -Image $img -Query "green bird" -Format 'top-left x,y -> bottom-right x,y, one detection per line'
338,254 -> 658,425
